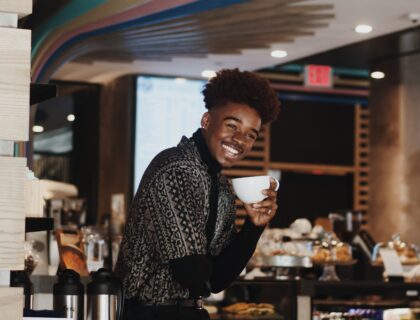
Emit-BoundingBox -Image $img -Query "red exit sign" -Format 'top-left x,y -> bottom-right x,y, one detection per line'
304,64 -> 333,88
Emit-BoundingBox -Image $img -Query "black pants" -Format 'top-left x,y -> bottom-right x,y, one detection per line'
122,299 -> 210,320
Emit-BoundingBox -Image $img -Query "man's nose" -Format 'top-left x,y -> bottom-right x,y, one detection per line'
232,131 -> 246,144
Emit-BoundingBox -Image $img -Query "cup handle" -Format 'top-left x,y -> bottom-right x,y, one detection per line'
271,177 -> 280,191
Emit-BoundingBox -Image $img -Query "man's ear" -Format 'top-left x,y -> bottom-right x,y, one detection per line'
201,112 -> 210,130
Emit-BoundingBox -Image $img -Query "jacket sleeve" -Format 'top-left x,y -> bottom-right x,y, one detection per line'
169,254 -> 212,297
209,218 -> 265,293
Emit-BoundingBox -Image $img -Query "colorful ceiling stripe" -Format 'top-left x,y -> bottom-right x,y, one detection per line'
32,0 -> 251,82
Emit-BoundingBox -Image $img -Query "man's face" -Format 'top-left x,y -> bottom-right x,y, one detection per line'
201,102 -> 262,168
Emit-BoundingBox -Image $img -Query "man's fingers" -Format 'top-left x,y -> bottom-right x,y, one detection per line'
262,189 -> 277,199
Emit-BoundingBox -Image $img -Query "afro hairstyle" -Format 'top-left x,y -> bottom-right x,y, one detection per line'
202,68 -> 280,124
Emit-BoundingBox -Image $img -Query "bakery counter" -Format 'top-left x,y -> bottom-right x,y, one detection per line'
29,275 -> 420,319
222,280 -> 297,319
220,279 -> 420,320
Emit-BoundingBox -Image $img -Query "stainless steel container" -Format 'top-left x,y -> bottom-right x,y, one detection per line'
53,269 -> 84,320
87,294 -> 118,320
87,268 -> 123,320
53,294 -> 84,320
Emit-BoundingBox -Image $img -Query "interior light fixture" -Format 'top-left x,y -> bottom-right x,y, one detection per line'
174,77 -> 186,84
32,125 -> 44,133
67,114 -> 75,122
271,50 -> 288,58
201,70 -> 216,79
355,24 -> 373,34
370,71 -> 385,79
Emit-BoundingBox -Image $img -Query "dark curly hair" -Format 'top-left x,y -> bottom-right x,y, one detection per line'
202,68 -> 280,124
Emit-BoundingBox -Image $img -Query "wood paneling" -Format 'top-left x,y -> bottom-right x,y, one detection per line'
269,162 -> 355,175
70,0 -> 334,64
353,104 -> 370,211
0,157 -> 26,270
369,53 -> 420,244
0,0 -> 32,16
98,76 -> 134,221
0,287 -> 23,319
0,27 -> 30,141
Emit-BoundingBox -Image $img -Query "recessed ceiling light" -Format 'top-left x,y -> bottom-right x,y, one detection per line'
175,77 -> 186,84
32,125 -> 44,133
67,114 -> 75,122
201,70 -> 216,79
271,50 -> 288,58
370,71 -> 385,79
355,24 -> 373,34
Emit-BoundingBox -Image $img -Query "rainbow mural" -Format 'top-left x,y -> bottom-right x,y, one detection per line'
31,0 -> 251,83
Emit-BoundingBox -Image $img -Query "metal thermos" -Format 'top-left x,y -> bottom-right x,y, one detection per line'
10,271 -> 34,309
87,268 -> 123,320
53,269 -> 84,320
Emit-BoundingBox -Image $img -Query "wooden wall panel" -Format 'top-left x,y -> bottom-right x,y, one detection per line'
0,0 -> 32,16
0,157 -> 26,270
98,76 -> 134,220
370,53 -> 420,245
0,2 -> 30,319
0,287 -> 23,319
0,27 -> 30,141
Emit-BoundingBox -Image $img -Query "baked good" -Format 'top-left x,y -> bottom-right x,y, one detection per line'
223,302 -> 255,313
312,247 -> 331,263
223,302 -> 275,316
335,243 -> 352,262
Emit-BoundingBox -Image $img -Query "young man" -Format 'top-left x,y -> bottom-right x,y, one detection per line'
116,69 -> 281,320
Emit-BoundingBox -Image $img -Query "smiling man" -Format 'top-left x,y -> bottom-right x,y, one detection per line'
116,69 -> 280,320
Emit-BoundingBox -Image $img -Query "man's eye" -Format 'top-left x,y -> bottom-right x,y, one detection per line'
227,124 -> 237,130
246,133 -> 257,140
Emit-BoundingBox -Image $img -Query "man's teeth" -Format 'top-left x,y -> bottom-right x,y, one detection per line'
223,144 -> 239,155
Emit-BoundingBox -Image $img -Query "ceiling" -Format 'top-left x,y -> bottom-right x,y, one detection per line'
27,0 -> 420,83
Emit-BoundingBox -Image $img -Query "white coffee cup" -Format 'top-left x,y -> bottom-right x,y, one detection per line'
231,175 -> 280,204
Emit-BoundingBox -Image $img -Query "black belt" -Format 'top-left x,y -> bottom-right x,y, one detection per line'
131,297 -> 204,310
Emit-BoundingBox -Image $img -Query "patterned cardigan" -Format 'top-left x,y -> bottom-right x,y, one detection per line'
115,135 -> 236,303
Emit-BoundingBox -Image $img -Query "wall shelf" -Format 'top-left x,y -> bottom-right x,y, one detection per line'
25,217 -> 54,233
269,162 -> 355,176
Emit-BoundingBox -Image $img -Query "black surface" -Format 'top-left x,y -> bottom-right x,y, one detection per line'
10,271 -> 33,295
270,172 -> 353,228
304,280 -> 420,298
70,83 -> 101,225
24,308 -> 66,318
19,0 -> 71,30
25,217 -> 54,233
30,83 -> 57,106
270,98 -> 354,166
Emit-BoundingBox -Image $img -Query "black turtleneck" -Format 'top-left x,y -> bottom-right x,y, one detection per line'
169,129 -> 265,297
192,129 -> 221,250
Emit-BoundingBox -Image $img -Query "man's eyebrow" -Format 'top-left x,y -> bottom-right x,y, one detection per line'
224,116 -> 260,136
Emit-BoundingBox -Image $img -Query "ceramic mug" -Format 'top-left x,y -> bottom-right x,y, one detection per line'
231,175 -> 280,204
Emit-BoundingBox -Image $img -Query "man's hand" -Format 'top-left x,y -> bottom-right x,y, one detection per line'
243,178 -> 278,227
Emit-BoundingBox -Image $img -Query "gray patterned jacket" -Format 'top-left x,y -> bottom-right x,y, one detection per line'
115,135 -> 236,303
